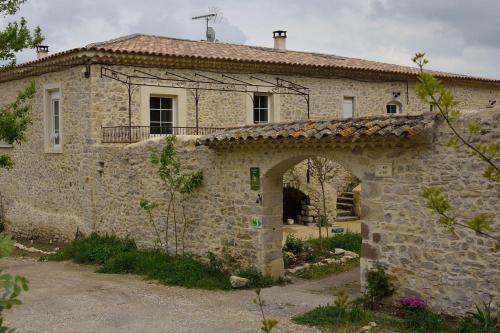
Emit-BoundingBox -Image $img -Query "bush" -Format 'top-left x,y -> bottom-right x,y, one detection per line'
400,296 -> 427,311
460,301 -> 500,333
364,264 -> 393,308
282,234 -> 304,255
404,309 -> 445,332
47,233 -> 137,264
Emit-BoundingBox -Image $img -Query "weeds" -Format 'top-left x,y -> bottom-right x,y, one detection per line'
47,234 -> 280,290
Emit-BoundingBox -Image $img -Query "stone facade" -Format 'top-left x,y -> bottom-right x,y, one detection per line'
0,61 -> 499,315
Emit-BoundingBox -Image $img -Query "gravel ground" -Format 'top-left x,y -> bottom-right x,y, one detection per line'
1,257 -> 360,333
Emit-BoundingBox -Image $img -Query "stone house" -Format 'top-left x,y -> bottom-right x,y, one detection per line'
1,31 -> 498,228
0,32 -> 499,313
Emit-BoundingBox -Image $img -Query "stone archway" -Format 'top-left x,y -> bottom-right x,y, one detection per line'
259,154 -> 370,278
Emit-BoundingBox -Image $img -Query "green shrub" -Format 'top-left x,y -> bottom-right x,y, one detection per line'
364,264 -> 393,308
99,250 -> 231,290
460,301 -> 500,333
238,268 -> 285,288
404,309 -> 445,332
282,234 -> 304,255
307,232 -> 362,254
47,233 -> 136,264
48,234 -> 283,290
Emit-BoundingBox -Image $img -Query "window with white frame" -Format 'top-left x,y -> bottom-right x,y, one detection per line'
150,96 -> 175,135
253,94 -> 270,124
51,92 -> 61,147
386,101 -> 402,114
343,97 -> 354,118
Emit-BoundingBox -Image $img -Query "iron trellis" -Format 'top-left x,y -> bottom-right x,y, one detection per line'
100,66 -> 311,142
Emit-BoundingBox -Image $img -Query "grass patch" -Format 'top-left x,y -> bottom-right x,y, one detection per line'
294,304 -> 460,333
306,232 -> 362,254
47,233 -> 281,290
297,258 -> 359,279
293,305 -> 370,327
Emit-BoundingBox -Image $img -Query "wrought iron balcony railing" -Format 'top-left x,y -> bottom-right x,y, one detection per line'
101,126 -> 224,143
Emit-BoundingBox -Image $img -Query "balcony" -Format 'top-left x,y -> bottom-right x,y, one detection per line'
101,126 -> 224,143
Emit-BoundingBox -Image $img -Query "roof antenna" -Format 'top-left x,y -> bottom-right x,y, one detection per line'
192,7 -> 223,42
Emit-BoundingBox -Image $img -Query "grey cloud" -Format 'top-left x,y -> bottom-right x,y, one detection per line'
2,0 -> 500,79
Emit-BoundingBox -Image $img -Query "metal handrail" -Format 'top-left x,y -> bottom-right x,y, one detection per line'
101,126 -> 224,143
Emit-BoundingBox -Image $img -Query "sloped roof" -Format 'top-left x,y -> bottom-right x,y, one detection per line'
83,34 -> 482,80
197,114 -> 435,146
6,33 -> 500,84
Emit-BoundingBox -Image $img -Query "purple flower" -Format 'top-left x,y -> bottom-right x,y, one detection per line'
400,296 -> 426,310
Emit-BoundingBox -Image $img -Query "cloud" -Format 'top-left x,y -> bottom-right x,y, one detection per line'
2,0 -> 499,79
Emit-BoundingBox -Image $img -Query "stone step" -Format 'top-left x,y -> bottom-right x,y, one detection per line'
337,196 -> 354,204
335,215 -> 360,222
337,209 -> 353,217
336,202 -> 354,209
339,192 -> 354,198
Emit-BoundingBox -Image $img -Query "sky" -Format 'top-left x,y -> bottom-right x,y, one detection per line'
4,0 -> 500,79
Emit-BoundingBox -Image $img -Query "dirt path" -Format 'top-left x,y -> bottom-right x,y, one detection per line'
1,257 -> 360,333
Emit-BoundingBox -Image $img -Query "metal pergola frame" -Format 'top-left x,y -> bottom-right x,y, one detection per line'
100,66 -> 311,141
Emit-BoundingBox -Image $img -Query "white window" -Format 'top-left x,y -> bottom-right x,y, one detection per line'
51,92 -> 61,147
386,102 -> 402,114
343,97 -> 354,118
253,95 -> 270,124
150,96 -> 175,135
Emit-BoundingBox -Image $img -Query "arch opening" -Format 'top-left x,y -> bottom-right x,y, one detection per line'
260,154 -> 362,278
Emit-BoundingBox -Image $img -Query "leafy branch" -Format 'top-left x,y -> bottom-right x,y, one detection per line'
253,288 -> 278,333
412,53 -> 499,181
0,233 -> 29,332
413,53 -> 499,246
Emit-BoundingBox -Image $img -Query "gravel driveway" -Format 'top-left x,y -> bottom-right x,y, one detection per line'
1,257 -> 359,333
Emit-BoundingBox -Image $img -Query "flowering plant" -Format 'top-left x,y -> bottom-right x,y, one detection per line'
399,296 -> 426,310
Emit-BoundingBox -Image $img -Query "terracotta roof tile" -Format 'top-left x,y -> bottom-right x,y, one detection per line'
9,33 -> 500,84
197,114 -> 435,146
85,34 -> 500,81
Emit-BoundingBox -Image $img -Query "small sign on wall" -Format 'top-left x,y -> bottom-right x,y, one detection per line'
250,167 -> 260,190
375,163 -> 393,178
251,216 -> 263,229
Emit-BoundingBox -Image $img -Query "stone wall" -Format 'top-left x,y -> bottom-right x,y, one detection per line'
0,65 -> 499,315
89,65 -> 500,140
0,67 -> 94,240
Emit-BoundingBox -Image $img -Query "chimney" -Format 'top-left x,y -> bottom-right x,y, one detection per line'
273,30 -> 287,50
36,45 -> 49,60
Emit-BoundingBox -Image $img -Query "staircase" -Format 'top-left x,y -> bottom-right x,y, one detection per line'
335,192 -> 359,222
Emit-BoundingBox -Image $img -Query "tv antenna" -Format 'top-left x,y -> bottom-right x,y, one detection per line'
192,7 -> 223,42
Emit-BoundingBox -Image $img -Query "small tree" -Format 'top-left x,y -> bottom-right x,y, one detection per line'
309,156 -> 337,250
140,135 -> 203,255
413,53 -> 499,247
253,288 -> 278,333
0,2 -> 42,330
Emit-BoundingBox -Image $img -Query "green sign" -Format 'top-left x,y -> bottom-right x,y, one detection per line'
251,216 -> 263,229
250,167 -> 260,190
